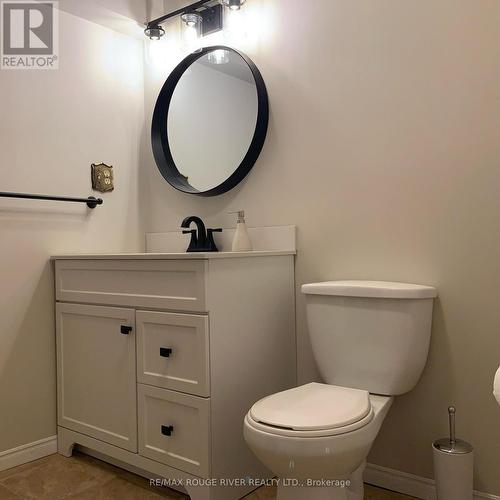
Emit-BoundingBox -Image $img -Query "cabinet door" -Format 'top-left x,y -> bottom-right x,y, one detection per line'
136,311 -> 209,396
138,384 -> 210,477
56,303 -> 137,452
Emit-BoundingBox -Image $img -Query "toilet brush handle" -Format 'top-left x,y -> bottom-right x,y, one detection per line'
448,406 -> 456,445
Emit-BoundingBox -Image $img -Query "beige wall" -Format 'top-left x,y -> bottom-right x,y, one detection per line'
142,0 -> 500,494
0,11 -> 145,451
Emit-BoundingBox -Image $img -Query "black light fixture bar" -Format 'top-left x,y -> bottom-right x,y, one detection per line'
146,0 -> 211,30
0,191 -> 103,209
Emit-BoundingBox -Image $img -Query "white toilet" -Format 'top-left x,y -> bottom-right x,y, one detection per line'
244,280 -> 437,500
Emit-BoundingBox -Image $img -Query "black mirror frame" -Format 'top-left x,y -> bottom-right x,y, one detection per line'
151,46 -> 269,197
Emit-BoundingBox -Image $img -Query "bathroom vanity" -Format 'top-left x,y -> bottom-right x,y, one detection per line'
52,249 -> 295,500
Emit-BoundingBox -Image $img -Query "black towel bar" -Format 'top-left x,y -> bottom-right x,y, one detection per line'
0,191 -> 103,209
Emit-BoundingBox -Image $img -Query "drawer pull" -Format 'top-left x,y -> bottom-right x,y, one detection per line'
120,325 -> 132,335
161,425 -> 174,436
160,347 -> 173,358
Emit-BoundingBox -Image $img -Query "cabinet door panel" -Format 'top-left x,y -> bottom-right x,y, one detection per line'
56,303 -> 137,452
137,311 -> 209,396
138,384 -> 210,477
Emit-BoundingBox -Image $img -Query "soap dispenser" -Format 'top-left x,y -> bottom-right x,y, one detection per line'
229,211 -> 252,252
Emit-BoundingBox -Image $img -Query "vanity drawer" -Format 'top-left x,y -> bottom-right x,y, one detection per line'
137,311 -> 209,396
138,384 -> 210,477
55,259 -> 207,311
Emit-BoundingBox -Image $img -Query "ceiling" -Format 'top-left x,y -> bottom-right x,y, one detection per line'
34,0 -> 157,38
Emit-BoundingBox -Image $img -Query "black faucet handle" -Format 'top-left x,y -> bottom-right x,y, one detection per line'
206,228 -> 223,253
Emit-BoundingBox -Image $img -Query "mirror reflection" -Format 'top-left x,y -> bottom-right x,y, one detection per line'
167,49 -> 259,192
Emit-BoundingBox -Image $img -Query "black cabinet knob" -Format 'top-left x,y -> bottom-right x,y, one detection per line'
161,425 -> 174,436
120,325 -> 132,335
160,347 -> 173,358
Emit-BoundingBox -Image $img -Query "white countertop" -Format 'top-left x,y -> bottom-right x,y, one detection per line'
51,251 -> 295,260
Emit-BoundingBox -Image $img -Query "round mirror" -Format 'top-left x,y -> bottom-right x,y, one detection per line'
152,46 -> 269,196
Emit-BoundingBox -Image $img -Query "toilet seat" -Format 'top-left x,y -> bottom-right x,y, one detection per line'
248,383 -> 375,438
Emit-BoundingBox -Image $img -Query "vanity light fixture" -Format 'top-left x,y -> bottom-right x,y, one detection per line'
181,12 -> 202,44
181,12 -> 202,28
220,0 -> 246,10
144,24 -> 165,40
145,0 -> 245,40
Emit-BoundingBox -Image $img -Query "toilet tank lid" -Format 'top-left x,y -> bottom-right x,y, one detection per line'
301,280 -> 437,299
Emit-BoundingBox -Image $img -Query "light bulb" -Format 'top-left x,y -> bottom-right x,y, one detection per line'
220,0 -> 246,11
180,13 -> 202,53
181,13 -> 202,28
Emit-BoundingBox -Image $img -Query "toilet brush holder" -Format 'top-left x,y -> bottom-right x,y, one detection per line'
432,406 -> 473,500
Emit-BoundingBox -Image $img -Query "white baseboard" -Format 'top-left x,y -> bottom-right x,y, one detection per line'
365,463 -> 500,500
0,436 -> 57,472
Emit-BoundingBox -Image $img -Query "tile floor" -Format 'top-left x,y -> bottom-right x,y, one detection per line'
0,453 -> 419,500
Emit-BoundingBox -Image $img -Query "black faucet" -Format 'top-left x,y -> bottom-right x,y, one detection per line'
181,216 -> 222,252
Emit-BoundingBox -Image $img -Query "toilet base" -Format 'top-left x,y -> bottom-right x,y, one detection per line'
276,461 -> 365,500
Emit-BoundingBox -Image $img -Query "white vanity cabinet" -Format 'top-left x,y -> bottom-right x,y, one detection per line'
54,253 -> 295,500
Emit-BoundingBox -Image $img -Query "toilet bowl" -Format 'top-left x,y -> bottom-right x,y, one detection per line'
244,383 -> 393,500
243,280 -> 437,500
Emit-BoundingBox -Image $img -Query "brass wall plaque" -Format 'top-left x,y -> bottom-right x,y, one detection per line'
91,163 -> 114,192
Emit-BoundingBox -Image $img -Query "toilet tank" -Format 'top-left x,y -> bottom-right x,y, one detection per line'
302,281 -> 437,396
